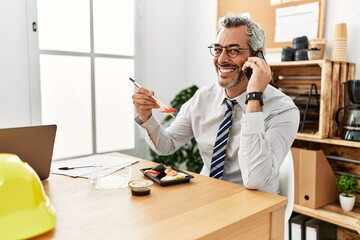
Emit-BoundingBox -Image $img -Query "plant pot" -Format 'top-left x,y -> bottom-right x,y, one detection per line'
307,49 -> 321,60
339,193 -> 356,211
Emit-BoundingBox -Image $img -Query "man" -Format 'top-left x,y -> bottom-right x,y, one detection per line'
132,15 -> 299,193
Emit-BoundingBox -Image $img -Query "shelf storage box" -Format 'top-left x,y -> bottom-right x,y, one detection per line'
291,147 -> 338,209
270,60 -> 355,139
305,218 -> 337,239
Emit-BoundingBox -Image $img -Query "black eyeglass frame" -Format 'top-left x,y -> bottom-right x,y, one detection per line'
208,43 -> 251,58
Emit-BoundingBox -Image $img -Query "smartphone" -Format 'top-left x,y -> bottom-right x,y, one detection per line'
244,50 -> 266,80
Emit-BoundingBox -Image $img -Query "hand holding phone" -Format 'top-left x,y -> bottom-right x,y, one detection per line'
244,50 -> 266,80
244,50 -> 272,95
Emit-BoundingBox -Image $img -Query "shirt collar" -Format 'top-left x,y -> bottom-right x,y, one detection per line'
218,88 -> 247,111
218,85 -> 270,110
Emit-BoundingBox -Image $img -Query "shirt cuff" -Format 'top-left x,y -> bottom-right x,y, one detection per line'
241,112 -> 264,135
135,115 -> 159,134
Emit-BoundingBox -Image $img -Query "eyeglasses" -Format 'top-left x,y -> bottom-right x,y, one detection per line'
208,43 -> 250,58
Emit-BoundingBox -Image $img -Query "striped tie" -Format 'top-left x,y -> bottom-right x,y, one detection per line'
210,99 -> 237,179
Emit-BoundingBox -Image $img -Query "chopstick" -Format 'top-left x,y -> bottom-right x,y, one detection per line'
129,78 -> 175,118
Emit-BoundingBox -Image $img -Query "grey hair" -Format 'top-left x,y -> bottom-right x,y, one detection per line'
218,15 -> 266,54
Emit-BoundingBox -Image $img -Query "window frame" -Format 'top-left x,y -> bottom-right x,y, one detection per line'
28,0 -> 145,160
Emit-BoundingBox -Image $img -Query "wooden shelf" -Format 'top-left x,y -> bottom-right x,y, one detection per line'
270,59 -> 325,67
270,59 -> 354,68
293,204 -> 360,234
272,60 -> 359,239
270,60 -> 330,139
270,60 -> 356,139
296,135 -> 360,148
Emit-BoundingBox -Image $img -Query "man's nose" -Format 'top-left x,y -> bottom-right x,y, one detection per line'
218,48 -> 229,63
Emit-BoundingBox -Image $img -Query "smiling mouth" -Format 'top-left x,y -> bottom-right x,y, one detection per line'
219,67 -> 236,73
218,66 -> 238,76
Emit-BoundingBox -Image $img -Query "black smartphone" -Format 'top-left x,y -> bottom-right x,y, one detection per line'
244,50 -> 266,80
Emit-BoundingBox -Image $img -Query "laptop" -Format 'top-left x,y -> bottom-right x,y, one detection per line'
0,124 -> 57,180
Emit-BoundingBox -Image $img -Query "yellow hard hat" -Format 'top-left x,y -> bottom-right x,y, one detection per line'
0,153 -> 56,239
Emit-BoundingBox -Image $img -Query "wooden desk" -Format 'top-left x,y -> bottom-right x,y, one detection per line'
34,153 -> 286,240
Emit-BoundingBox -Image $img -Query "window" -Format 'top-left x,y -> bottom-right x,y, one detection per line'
37,0 -> 135,159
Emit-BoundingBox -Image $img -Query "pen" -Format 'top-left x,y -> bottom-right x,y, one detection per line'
58,165 -> 94,170
129,77 -> 176,118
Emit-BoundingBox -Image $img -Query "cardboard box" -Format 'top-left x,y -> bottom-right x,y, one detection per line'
292,147 -> 338,209
291,148 -> 301,204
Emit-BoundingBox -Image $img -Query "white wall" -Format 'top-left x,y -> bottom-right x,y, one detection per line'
136,0 -> 217,121
136,0 -> 187,121
184,0 -> 218,87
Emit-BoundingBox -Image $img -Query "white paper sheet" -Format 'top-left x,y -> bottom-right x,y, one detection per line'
51,154 -> 138,178
274,2 -> 319,43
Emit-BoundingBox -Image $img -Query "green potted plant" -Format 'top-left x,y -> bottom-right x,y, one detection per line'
337,174 -> 358,211
150,85 -> 203,173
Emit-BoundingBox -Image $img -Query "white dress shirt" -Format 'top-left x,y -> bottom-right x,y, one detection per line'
136,83 -> 299,193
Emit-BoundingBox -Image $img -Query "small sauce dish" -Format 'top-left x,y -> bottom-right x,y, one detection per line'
129,180 -> 153,196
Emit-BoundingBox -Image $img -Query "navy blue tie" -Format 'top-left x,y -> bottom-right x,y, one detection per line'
210,99 -> 237,179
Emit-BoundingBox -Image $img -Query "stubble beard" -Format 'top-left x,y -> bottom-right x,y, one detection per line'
218,71 -> 246,89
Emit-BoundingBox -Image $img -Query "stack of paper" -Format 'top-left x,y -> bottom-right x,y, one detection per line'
51,154 -> 138,178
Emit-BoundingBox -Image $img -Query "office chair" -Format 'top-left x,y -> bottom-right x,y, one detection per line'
279,150 -> 295,240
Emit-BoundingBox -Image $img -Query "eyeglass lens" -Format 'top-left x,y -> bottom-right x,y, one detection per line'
208,44 -> 249,58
